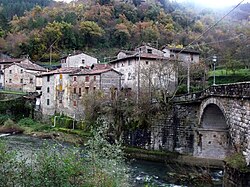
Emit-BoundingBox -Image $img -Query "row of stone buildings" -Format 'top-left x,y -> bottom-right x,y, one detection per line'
0,45 -> 199,119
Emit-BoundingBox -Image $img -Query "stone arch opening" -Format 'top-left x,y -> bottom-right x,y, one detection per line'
201,104 -> 227,129
196,103 -> 230,159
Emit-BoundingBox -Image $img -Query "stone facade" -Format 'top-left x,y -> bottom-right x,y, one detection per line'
4,60 -> 46,92
61,53 -> 97,68
109,45 -> 177,94
124,82 -> 250,165
0,58 -> 26,88
39,66 -> 121,120
162,47 -> 200,64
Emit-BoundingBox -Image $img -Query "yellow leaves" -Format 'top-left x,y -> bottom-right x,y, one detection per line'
79,21 -> 105,37
115,23 -> 131,37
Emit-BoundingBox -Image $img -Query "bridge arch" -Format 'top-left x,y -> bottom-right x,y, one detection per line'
199,98 -> 229,128
195,98 -> 230,159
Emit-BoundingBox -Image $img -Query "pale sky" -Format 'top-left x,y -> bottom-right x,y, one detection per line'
56,0 -> 249,8
178,0 -> 249,8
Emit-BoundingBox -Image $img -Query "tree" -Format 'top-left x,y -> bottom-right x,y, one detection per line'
79,21 -> 105,47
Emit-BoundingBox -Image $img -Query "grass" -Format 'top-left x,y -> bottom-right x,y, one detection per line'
208,68 -> 250,77
208,68 -> 250,85
0,90 -> 26,95
225,153 -> 250,173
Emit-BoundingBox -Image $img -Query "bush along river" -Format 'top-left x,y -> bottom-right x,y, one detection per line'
0,134 -> 224,187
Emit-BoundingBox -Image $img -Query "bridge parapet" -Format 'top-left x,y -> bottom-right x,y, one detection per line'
173,82 -> 250,103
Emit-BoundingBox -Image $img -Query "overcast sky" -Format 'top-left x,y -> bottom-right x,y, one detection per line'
56,0 -> 249,8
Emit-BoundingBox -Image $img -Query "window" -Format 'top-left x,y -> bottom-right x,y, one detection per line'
47,87 -> 50,93
73,76 -> 77,81
127,72 -> 131,80
9,79 -> 12,83
145,61 -> 149,65
147,49 -> 152,54
82,59 -> 85,64
85,76 -> 89,82
93,87 -> 96,91
128,60 -> 131,66
79,88 -> 82,96
20,79 -> 23,83
21,69 -> 23,73
190,54 -> 194,61
30,78 -> 33,84
9,70 -> 12,74
73,100 -> 77,107
47,76 -> 50,82
47,99 -> 50,105
85,87 -> 89,94
73,87 -> 77,94
93,76 -> 96,81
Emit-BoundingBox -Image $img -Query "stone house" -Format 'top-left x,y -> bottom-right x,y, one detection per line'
0,58 -> 25,89
4,59 -> 47,92
38,65 -> 121,119
109,45 -> 177,95
61,52 -> 98,68
162,47 -> 200,64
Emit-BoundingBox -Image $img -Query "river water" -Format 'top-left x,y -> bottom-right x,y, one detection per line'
1,134 -> 223,187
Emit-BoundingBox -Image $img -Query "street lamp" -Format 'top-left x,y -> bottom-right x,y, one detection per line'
213,55 -> 217,85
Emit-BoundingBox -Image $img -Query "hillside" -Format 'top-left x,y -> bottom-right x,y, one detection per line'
0,0 -> 249,68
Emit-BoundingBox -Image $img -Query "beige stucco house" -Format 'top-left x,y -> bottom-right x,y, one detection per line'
4,59 -> 47,92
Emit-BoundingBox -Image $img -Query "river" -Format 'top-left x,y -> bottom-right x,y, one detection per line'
1,134 -> 223,187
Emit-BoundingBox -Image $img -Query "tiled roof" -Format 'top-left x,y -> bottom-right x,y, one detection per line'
109,52 -> 169,63
40,67 -> 81,76
164,47 -> 200,54
0,58 -> 24,64
16,62 -> 47,71
71,64 -> 121,76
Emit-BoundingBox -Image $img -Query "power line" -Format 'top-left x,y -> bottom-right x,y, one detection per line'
189,33 -> 246,48
176,0 -> 246,55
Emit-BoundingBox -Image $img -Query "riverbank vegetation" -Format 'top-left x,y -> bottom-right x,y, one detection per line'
0,122 -> 130,187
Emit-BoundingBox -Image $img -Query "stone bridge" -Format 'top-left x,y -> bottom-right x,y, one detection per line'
146,82 -> 250,165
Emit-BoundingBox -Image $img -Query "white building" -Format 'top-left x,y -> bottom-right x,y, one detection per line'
109,45 -> 177,95
61,53 -> 98,68
162,47 -> 200,64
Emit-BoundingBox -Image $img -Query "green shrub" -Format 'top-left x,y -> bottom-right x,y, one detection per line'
0,119 -> 130,186
0,114 -> 12,125
18,118 -> 36,127
0,119 -> 24,133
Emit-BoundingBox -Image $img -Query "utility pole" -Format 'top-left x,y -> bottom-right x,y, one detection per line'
136,49 -> 141,103
49,38 -> 59,66
187,58 -> 190,94
213,55 -> 217,85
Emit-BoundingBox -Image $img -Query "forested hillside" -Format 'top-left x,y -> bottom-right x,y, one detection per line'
0,0 -> 249,68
